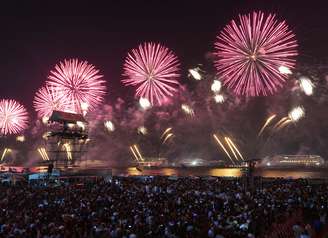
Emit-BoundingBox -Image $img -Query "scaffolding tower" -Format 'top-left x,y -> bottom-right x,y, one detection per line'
44,111 -> 89,168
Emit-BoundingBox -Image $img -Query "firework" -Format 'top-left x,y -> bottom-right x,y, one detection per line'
188,68 -> 202,80
273,116 -> 289,130
161,127 -> 172,139
129,146 -> 139,161
277,118 -> 292,130
47,59 -> 106,113
278,66 -> 292,75
213,134 -> 234,164
224,137 -> 239,161
288,106 -> 305,122
133,144 -> 144,161
214,94 -> 225,104
211,80 -> 222,93
258,114 -> 276,136
104,120 -> 115,132
16,135 -> 25,142
37,147 -> 50,161
0,99 -> 28,135
181,104 -> 194,116
33,86 -> 71,118
137,126 -> 147,135
226,137 -> 244,161
139,97 -> 151,110
214,11 -> 298,96
122,42 -> 180,105
1,148 -> 11,161
162,133 -> 174,144
299,77 -> 314,96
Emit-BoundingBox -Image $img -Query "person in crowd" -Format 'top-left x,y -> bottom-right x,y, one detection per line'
0,177 -> 327,238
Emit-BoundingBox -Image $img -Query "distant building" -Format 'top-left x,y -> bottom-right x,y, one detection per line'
262,155 -> 324,167
137,158 -> 167,167
178,158 -> 207,167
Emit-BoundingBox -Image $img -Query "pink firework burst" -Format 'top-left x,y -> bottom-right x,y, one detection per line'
33,86 -> 72,118
122,42 -> 180,105
47,59 -> 106,113
214,11 -> 298,96
0,99 -> 28,135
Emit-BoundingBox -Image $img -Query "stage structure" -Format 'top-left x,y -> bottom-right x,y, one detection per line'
44,111 -> 89,167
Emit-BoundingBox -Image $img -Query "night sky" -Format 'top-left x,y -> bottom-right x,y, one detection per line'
0,1 -> 328,113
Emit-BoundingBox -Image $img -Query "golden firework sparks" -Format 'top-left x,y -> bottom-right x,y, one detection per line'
225,137 -> 239,161
38,147 -> 50,161
161,127 -> 172,139
162,133 -> 174,144
258,114 -> 276,136
213,134 -> 235,165
226,137 -> 244,161
133,144 -> 144,161
273,117 -> 289,130
129,146 -> 139,161
277,118 -> 292,130
1,148 -> 11,161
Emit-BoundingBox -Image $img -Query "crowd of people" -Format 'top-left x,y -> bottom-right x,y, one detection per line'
0,176 -> 327,237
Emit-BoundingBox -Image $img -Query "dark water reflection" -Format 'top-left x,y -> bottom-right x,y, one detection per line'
112,167 -> 328,179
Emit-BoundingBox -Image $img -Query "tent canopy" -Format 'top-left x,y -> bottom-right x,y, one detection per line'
49,111 -> 87,124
